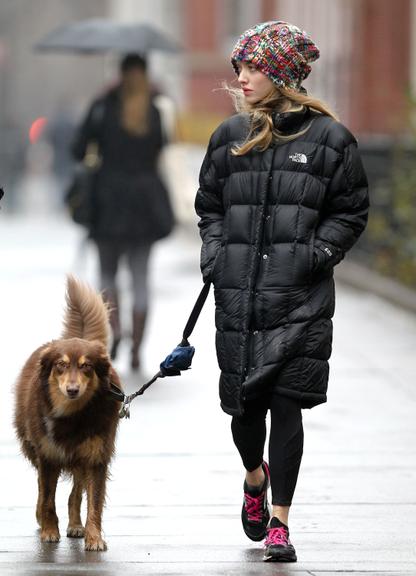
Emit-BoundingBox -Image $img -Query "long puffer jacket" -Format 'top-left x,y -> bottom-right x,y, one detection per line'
195,107 -> 369,416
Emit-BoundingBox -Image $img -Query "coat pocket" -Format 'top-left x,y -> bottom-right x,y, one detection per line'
210,245 -> 226,284
308,230 -> 316,279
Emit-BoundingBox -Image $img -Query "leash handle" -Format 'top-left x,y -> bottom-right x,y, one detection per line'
110,282 -> 212,418
180,281 -> 211,346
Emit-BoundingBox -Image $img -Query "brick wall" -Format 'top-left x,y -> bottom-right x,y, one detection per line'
350,0 -> 411,134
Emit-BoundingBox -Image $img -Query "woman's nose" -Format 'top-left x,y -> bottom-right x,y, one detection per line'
238,70 -> 247,85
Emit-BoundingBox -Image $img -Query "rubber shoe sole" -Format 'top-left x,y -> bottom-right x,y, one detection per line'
263,543 -> 297,562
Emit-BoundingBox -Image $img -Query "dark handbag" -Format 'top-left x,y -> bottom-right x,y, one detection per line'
150,179 -> 175,240
65,143 -> 100,227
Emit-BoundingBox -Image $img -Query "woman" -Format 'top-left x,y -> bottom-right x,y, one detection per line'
72,53 -> 174,370
195,21 -> 369,562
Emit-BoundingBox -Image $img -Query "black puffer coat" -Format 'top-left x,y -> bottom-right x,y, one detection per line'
195,108 -> 369,416
72,88 -> 174,244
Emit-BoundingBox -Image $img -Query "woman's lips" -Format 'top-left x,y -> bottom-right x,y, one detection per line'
242,88 -> 253,95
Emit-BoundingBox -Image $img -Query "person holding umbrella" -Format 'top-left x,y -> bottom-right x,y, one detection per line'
195,21 -> 369,562
72,53 -> 174,370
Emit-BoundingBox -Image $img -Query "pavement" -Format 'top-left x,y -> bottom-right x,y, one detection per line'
335,259 -> 416,315
1,213 -> 416,576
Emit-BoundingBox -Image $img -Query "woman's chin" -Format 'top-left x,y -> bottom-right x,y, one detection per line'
244,93 -> 261,104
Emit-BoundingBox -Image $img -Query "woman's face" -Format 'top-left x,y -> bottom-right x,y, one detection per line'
236,61 -> 275,104
122,67 -> 148,93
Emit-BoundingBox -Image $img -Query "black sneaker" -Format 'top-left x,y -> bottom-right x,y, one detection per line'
263,517 -> 297,562
241,461 -> 270,541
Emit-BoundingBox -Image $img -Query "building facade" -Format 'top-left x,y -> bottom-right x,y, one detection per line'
0,0 -> 414,176
182,0 -> 413,138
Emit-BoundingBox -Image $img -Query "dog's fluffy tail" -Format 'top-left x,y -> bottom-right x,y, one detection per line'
61,275 -> 109,347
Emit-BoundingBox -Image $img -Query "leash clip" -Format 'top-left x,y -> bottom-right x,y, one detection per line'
119,397 -> 132,419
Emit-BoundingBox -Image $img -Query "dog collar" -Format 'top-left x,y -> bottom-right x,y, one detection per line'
107,382 -> 125,402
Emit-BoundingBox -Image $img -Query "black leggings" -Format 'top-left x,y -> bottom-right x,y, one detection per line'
231,394 -> 303,506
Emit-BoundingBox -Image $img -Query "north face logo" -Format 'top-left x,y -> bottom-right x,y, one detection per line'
289,153 -> 307,164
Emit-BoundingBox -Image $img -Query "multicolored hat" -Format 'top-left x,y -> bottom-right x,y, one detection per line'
231,21 -> 320,91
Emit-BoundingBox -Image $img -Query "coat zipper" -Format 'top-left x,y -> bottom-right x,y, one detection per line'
242,146 -> 278,396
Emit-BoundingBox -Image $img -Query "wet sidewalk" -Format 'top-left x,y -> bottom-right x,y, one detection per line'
1,215 -> 415,575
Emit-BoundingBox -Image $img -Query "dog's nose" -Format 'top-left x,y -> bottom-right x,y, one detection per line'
67,386 -> 79,399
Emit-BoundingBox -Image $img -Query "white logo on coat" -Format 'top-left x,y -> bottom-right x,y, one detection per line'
289,153 -> 308,164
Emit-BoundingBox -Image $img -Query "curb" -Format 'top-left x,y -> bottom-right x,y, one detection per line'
335,260 -> 416,315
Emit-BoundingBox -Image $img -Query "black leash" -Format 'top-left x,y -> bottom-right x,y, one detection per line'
179,280 -> 211,346
108,281 -> 211,418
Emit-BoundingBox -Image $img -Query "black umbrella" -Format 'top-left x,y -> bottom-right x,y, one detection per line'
35,19 -> 181,54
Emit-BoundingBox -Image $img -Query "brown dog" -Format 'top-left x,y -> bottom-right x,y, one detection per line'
14,276 -> 123,551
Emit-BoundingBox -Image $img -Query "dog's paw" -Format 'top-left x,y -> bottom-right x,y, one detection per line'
67,524 -> 85,538
41,529 -> 60,543
85,536 -> 107,551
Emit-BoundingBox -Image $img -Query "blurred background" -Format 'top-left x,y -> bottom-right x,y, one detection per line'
1,3 -> 416,571
0,0 -> 415,293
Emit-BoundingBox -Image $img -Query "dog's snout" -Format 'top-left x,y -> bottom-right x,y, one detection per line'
66,385 -> 80,399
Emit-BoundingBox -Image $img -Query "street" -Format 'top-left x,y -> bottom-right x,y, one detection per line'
1,214 -> 416,575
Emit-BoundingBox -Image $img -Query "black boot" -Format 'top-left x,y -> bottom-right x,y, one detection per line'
131,309 -> 147,371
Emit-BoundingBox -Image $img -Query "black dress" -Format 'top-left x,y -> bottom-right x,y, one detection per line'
72,88 -> 174,244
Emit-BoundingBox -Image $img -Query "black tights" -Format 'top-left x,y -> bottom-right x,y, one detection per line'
231,394 -> 303,506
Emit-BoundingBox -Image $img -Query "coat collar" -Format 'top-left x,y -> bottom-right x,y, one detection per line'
272,106 -> 311,134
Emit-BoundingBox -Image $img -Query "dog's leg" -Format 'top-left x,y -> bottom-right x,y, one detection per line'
67,469 -> 85,538
36,472 -> 43,526
37,461 -> 61,542
84,464 -> 107,551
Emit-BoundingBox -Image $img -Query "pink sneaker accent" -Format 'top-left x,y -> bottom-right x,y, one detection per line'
243,461 -> 270,522
263,517 -> 297,562
244,493 -> 265,522
241,461 -> 270,541
265,525 -> 290,547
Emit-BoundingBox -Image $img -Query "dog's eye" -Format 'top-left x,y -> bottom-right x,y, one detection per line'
79,362 -> 93,371
55,361 -> 69,372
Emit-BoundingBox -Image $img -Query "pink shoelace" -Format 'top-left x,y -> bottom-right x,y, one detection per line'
244,492 -> 265,522
265,526 -> 289,547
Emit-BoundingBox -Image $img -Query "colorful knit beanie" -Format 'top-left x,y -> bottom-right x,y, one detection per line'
231,21 -> 320,91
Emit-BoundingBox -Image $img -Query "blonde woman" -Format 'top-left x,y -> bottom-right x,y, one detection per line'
195,22 -> 369,562
72,54 -> 174,370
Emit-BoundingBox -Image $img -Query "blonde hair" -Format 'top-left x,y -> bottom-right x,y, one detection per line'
121,71 -> 150,136
226,84 -> 338,156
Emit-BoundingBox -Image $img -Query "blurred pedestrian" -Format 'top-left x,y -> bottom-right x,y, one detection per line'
72,53 -> 174,370
45,100 -> 77,202
195,21 -> 369,562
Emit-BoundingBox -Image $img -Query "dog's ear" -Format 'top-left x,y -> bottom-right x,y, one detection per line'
94,354 -> 111,381
39,345 -> 59,383
108,366 -> 123,391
